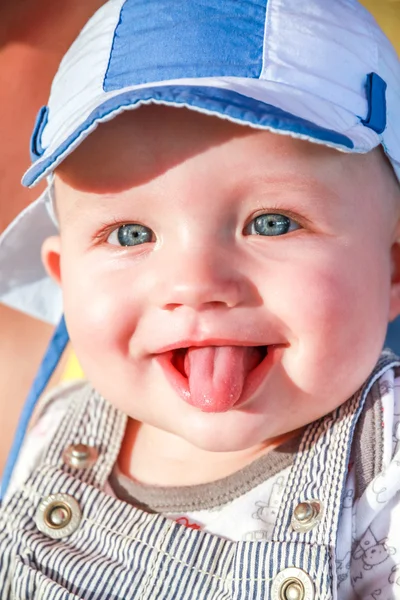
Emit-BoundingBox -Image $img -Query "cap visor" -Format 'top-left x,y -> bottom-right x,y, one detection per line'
23,84 -> 355,187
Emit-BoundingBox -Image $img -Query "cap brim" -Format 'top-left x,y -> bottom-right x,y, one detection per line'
0,190 -> 61,324
23,83 -> 360,188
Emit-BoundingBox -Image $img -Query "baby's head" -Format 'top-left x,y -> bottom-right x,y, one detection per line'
1,0 -> 400,453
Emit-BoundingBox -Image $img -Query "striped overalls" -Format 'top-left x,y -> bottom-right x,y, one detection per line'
0,354 -> 396,600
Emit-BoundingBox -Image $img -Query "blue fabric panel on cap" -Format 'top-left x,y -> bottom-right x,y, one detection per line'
103,0 -> 267,90
0,316 -> 69,502
361,72 -> 387,135
30,106 -> 49,161
24,85 -> 354,185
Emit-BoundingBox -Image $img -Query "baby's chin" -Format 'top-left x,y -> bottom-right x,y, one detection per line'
177,423 -> 301,455
154,400 -> 301,454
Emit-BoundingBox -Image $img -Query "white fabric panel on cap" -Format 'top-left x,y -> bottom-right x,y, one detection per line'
262,0 -> 375,116
41,0 -> 126,152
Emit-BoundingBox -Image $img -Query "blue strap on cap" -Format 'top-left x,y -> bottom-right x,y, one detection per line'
30,106 -> 49,161
0,316 -> 69,502
361,72 -> 387,135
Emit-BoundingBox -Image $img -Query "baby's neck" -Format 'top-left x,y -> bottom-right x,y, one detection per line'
118,420 -> 301,487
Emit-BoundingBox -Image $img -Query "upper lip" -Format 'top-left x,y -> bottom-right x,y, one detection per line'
152,338 -> 276,355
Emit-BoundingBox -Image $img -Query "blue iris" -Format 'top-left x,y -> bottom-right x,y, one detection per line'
117,224 -> 153,246
246,214 -> 297,236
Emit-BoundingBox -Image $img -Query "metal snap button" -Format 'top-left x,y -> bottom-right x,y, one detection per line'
35,494 -> 82,539
271,567 -> 314,600
291,500 -> 322,533
281,579 -> 304,600
63,443 -> 99,469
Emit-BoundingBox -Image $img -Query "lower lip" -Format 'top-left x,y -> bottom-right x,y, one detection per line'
155,346 -> 281,413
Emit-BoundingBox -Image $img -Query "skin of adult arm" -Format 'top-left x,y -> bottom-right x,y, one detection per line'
0,0 -> 106,476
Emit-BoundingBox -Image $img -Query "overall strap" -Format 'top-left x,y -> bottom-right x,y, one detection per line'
34,382 -> 127,490
273,352 -> 400,549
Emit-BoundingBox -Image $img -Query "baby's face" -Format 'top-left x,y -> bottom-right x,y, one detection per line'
47,106 -> 400,452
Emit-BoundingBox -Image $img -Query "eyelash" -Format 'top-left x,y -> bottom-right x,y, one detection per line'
247,207 -> 308,229
91,218 -> 131,243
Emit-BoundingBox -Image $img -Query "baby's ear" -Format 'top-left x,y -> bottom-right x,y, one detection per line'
41,236 -> 62,284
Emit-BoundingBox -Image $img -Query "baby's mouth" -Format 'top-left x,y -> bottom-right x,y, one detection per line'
171,345 -> 268,379
158,345 -> 270,413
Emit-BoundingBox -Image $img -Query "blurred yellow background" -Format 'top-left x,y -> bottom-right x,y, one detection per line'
361,0 -> 400,53
62,0 -> 400,382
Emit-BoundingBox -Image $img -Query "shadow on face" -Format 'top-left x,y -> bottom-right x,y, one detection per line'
56,104 -> 392,193
56,105 -> 254,194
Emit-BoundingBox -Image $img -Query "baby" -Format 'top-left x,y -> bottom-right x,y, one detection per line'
0,0 -> 400,599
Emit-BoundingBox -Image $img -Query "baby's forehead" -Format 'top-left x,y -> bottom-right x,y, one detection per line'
54,108 -> 398,230
56,105 -> 346,179
54,107 -> 339,196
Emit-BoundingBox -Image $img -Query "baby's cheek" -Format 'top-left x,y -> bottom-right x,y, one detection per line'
62,264 -> 139,359
275,261 -> 352,336
292,246 -> 385,335
274,253 -> 387,396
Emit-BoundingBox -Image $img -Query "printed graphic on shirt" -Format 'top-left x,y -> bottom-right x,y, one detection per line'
242,475 -> 285,541
372,471 -> 391,504
342,488 -> 354,509
350,525 -> 400,600
390,564 -> 400,587
371,458 -> 400,505
175,517 -> 202,530
336,551 -> 352,587
352,528 -> 396,572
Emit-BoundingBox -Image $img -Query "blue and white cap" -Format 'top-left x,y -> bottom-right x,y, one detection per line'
1,0 -> 400,324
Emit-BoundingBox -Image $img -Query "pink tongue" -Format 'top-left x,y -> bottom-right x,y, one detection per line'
184,346 -> 260,413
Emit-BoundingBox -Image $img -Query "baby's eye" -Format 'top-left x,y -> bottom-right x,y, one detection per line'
107,224 -> 154,246
244,213 -> 300,237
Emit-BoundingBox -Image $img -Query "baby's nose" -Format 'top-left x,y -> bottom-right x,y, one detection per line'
154,247 -> 255,312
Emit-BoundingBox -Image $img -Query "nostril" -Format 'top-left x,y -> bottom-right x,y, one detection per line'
164,300 -> 235,312
164,303 -> 182,312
